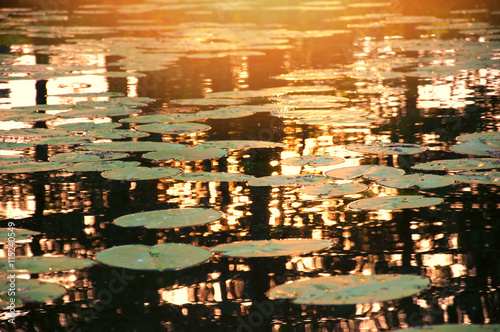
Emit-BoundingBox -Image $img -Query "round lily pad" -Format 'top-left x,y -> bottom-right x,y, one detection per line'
64,161 -> 141,172
58,107 -> 138,118
0,228 -> 40,244
0,256 -> 95,274
136,122 -> 211,135
0,278 -> 66,307
412,158 -> 500,171
36,137 -> 91,146
120,113 -> 206,124
171,172 -> 255,182
379,174 -> 454,189
89,129 -> 149,139
54,122 -> 121,132
199,140 -> 286,149
395,324 -> 500,332
0,161 -> 66,174
200,108 -> 255,119
300,182 -> 369,197
325,165 -> 405,180
456,131 -> 500,142
282,155 -> 345,167
347,195 -> 443,210
210,239 -> 332,258
114,208 -> 222,229
346,143 -> 426,155
247,174 -> 327,187
80,141 -> 187,152
143,147 -> 228,162
451,140 -> 500,157
48,151 -> 128,163
95,243 -> 211,271
169,98 -> 247,106
268,274 -> 430,305
101,166 -> 181,181
451,171 -> 500,185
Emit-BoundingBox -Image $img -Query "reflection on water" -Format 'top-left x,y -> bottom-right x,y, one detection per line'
0,0 -> 499,330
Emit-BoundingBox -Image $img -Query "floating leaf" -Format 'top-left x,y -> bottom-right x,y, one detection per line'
0,256 -> 95,274
101,166 -> 181,181
95,243 -> 211,271
300,183 -> 369,197
211,239 -> 332,258
36,137 -> 91,146
136,122 -> 211,135
282,155 -> 345,167
456,131 -> 500,142
0,279 -> 66,307
171,172 -> 255,182
0,228 -> 40,244
395,324 -> 500,332
379,174 -> 454,189
48,151 -> 128,163
412,158 -> 500,171
268,274 -> 429,305
121,113 -> 206,124
89,129 -> 149,140
347,195 -> 443,210
346,143 -> 426,155
144,147 -> 227,162
54,122 -> 121,132
325,165 -> 405,180
451,171 -> 500,185
64,161 -> 141,172
58,107 -> 138,118
199,108 -> 255,119
451,140 -> 500,157
0,161 -> 65,174
248,174 -> 327,186
114,208 -> 222,229
80,141 -> 186,152
169,98 -> 247,106
199,140 -> 286,149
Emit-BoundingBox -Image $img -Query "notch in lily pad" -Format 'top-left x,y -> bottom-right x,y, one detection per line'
211,239 -> 332,258
95,243 -> 211,271
347,195 -> 443,210
114,208 -> 222,229
268,274 -> 430,305
0,256 -> 95,274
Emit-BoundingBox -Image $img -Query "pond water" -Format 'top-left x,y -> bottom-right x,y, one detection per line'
0,0 -> 499,331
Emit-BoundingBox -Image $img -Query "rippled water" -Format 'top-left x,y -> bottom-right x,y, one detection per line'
0,0 -> 499,331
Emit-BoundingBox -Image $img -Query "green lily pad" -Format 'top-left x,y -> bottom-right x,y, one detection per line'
300,183 -> 369,197
0,228 -> 40,244
379,174 -> 454,189
80,141 -> 187,152
282,155 -> 345,167
120,113 -> 206,124
325,165 -> 405,180
346,143 -> 426,155
0,256 -> 95,274
36,137 -> 92,146
101,166 -> 181,181
89,129 -> 149,139
199,108 -> 256,119
95,243 -> 211,271
456,131 -> 500,142
0,112 -> 56,122
451,171 -> 500,185
347,195 -> 443,210
0,128 -> 69,141
57,107 -> 138,118
143,147 -> 228,162
114,208 -> 222,229
248,174 -> 328,187
268,274 -> 430,305
136,122 -> 211,135
0,278 -> 66,307
210,239 -> 332,258
412,158 -> 500,171
0,161 -> 66,174
395,324 -> 500,332
48,151 -> 128,163
199,140 -> 286,150
64,161 -> 141,172
169,98 -> 247,106
451,140 -> 500,157
54,122 -> 121,132
171,172 -> 255,182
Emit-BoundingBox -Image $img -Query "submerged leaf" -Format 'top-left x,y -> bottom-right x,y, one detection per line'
211,239 -> 332,258
347,195 -> 443,210
114,208 -> 222,229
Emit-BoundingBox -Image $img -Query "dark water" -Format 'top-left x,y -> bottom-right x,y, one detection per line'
0,0 -> 499,331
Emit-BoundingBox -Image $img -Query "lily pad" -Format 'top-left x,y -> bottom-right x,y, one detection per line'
450,140 -> 500,157
412,158 -> 500,171
95,243 -> 211,271
248,174 -> 328,187
169,98 -> 247,106
0,228 -> 40,244
101,166 -> 181,181
346,143 -> 426,155
268,274 -> 430,305
80,141 -> 186,152
114,208 -> 222,229
0,161 -> 66,174
456,131 -> 500,142
48,151 -> 128,163
199,108 -> 256,119
89,129 -> 149,139
0,256 -> 95,274
282,155 -> 345,167
199,140 -> 286,150
379,174 -> 454,189
36,137 -> 91,146
325,165 -> 405,180
64,161 -> 141,172
136,122 -> 211,135
451,171 -> 500,185
171,172 -> 255,182
54,122 -> 121,132
120,113 -> 206,124
57,107 -> 138,118
395,324 -> 500,332
347,195 -> 443,210
300,183 -> 369,197
210,239 -> 332,258
0,278 -> 66,307
143,147 -> 228,162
